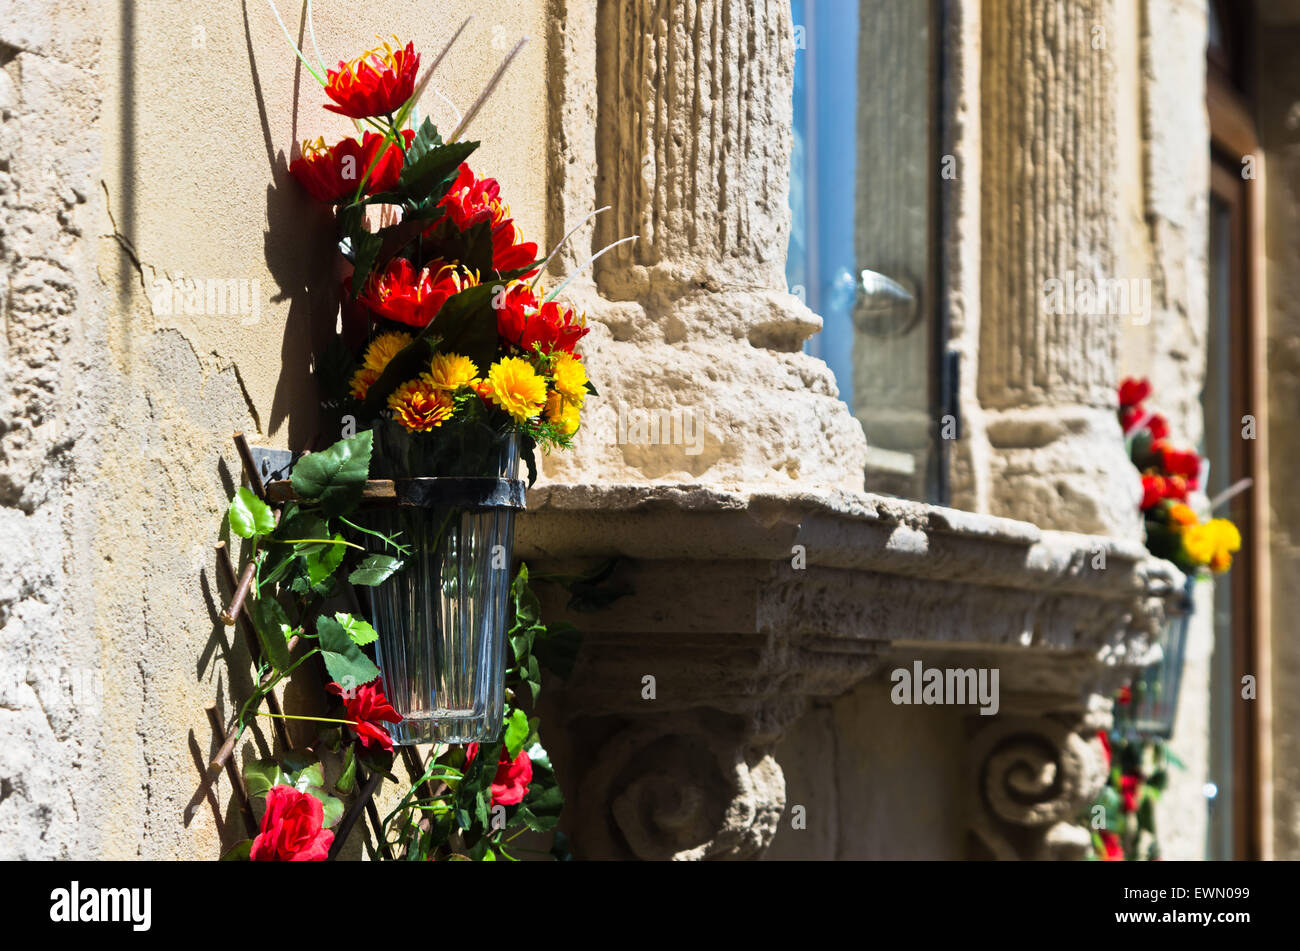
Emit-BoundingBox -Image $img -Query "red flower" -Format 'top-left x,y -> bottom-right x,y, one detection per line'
326,677 -> 403,751
1117,685 -> 1132,705
1099,831 -> 1124,861
1160,445 -> 1201,486
289,131 -> 410,204
464,743 -> 533,806
1147,413 -> 1169,440
324,40 -> 420,120
495,283 -> 588,355
1120,404 -> 1147,434
249,785 -> 333,861
1140,474 -> 1167,510
360,258 -> 475,328
1097,730 -> 1112,768
1119,377 -> 1151,408
1120,774 -> 1140,813
429,164 -> 538,275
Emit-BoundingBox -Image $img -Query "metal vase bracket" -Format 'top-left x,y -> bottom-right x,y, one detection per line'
1128,579 -> 1197,739
355,437 -> 524,746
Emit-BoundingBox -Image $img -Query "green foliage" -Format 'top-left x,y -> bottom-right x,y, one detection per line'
228,487 -> 276,539
290,430 -> 374,516
316,614 -> 381,687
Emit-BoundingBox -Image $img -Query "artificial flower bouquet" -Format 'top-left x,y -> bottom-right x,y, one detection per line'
1118,377 -> 1240,575
286,38 -> 594,482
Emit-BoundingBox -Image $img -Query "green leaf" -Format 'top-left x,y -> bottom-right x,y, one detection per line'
334,612 -> 378,647
220,840 -> 253,861
317,614 -> 381,687
503,708 -> 530,759
227,486 -> 276,539
336,744 -> 358,795
244,753 -> 326,809
289,430 -> 374,516
348,230 -> 384,300
398,139 -> 479,200
535,620 -> 582,679
247,596 -> 292,671
304,535 -> 347,585
312,788 -> 345,829
348,554 -> 404,586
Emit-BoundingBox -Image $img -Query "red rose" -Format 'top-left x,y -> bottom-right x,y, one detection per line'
249,785 -> 333,861
1118,377 -> 1151,408
326,677 -> 403,752
1120,774 -> 1140,813
464,743 -> 533,807
1099,831 -> 1124,861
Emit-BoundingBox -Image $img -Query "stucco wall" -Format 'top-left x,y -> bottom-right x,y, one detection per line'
1,0 -> 550,859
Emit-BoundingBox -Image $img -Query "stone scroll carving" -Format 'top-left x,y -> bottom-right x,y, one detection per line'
566,712 -> 787,861
968,712 -> 1110,861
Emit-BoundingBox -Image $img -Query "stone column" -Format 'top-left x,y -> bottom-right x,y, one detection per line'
541,0 -> 868,493
975,0 -> 1140,537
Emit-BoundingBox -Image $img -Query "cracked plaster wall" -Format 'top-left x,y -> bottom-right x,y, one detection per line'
1,0 -> 549,858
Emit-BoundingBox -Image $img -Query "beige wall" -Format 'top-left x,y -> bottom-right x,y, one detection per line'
1,0 -> 550,859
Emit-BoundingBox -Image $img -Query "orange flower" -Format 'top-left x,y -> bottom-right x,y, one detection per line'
387,379 -> 454,432
348,366 -> 381,401
324,39 -> 420,120
360,259 -> 476,329
1168,503 -> 1198,527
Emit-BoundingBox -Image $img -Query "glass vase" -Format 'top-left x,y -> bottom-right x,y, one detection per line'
355,432 -> 520,745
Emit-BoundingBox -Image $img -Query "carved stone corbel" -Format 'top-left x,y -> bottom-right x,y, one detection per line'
968,708 -> 1111,861
562,711 -> 788,861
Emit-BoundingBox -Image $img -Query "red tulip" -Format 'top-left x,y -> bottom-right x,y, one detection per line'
249,785 -> 333,861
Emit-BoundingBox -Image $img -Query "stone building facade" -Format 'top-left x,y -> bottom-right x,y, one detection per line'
0,0 -> 1295,860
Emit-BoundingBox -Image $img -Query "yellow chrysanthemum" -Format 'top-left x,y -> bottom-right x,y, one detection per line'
1181,517 -> 1241,570
550,352 -> 588,405
349,366 -> 381,401
1168,503 -> 1198,527
545,391 -> 580,436
363,331 -> 413,372
423,352 -> 479,391
387,379 -> 455,432
486,357 -> 548,423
